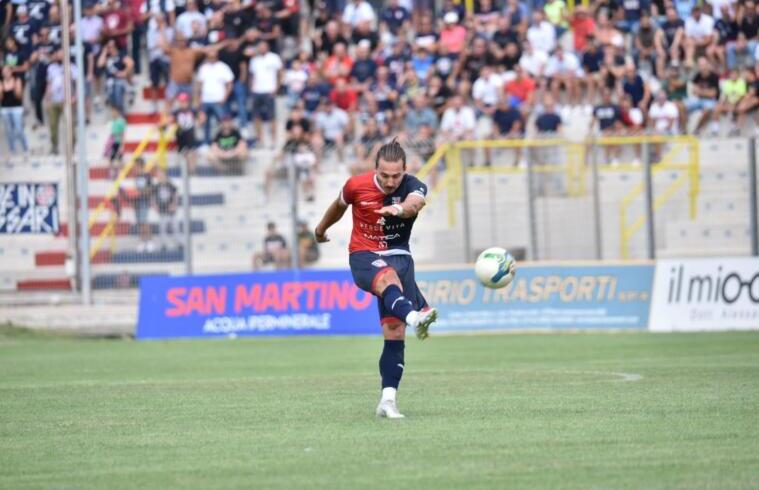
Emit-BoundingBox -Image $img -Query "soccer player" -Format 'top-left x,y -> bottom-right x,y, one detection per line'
314,139 -> 437,419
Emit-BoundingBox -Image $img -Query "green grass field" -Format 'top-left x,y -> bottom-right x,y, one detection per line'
1,327 -> 758,489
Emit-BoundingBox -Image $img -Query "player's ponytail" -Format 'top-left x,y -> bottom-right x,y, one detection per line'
375,137 -> 407,169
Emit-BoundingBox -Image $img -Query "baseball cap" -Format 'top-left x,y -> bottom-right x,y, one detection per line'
444,11 -> 458,24
16,5 -> 28,14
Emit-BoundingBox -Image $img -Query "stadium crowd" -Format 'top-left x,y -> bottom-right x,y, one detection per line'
1,0 -> 759,165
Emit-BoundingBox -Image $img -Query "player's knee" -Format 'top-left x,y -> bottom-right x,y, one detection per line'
382,322 -> 405,340
375,270 -> 402,295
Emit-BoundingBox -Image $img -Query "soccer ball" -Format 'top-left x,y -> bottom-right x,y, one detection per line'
475,247 -> 516,289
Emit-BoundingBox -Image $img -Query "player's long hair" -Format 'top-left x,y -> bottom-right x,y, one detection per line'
375,138 -> 407,169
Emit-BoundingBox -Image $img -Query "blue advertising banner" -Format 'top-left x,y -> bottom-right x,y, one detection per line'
415,263 -> 654,332
137,270 -> 378,340
0,183 -> 59,234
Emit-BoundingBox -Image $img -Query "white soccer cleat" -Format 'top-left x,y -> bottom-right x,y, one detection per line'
376,398 -> 405,419
406,308 -> 438,340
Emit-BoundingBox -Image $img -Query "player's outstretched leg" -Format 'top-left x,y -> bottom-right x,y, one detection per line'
380,283 -> 437,340
376,329 -> 405,419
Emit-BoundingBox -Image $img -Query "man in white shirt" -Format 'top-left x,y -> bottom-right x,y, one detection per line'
648,90 -> 679,134
315,99 -> 350,161
440,95 -> 476,141
545,46 -> 582,106
175,0 -> 206,39
519,42 -> 549,79
249,40 -> 283,148
684,5 -> 715,67
526,10 -> 556,55
648,90 -> 680,161
342,0 -> 376,27
196,49 -> 233,145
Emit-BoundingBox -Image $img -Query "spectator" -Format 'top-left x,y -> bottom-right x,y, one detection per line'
571,6 -> 596,53
381,0 -> 410,35
527,10 -> 557,56
0,64 -> 27,155
283,57 -> 309,109
153,168 -> 181,251
107,106 -> 126,177
735,69 -> 759,133
196,48 -> 233,145
132,157 -> 155,253
472,65 -> 503,118
685,57 -> 720,134
101,0 -> 134,52
209,115 -> 248,174
581,39 -> 604,105
440,12 -> 467,55
727,32 -> 755,71
315,99 -> 350,161
217,39 -> 248,135
98,39 -> 134,115
249,40 -> 282,147
175,0 -> 205,39
404,94 -> 438,134
160,31 -> 204,110
684,5 -> 716,67
440,95 -> 476,141
544,0 -> 569,39
535,95 -> 563,135
662,6 -> 686,67
146,13 -> 172,113
620,62 -> 651,114
492,96 -> 525,166
10,5 -> 34,60
715,68 -> 748,134
634,11 -> 665,77
301,71 -> 331,116
545,45 -> 582,106
349,40 -> 377,92
342,0 -> 375,28
519,42 -> 549,80
297,220 -> 320,266
590,88 -> 623,163
45,48 -> 77,155
171,92 -> 204,173
505,65 -> 537,109
3,36 -> 29,80
649,90 -> 680,135
661,65 -> 689,130
265,123 -> 317,201
253,222 -> 291,270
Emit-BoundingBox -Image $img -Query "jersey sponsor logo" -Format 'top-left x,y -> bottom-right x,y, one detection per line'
360,201 -> 376,207
376,217 -> 386,225
371,259 -> 388,268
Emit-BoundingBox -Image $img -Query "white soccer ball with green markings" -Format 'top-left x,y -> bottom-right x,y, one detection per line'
475,247 -> 516,289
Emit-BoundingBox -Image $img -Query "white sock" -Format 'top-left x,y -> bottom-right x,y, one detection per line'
382,387 -> 397,402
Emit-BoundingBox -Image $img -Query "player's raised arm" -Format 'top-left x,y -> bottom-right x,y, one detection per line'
314,195 -> 348,243
374,193 -> 425,218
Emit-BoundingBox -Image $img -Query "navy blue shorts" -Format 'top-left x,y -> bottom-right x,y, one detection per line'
349,251 -> 428,325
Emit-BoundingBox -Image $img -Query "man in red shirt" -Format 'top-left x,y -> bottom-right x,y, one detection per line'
100,0 -> 134,51
314,139 -> 438,419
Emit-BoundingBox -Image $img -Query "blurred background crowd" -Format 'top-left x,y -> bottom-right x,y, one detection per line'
2,0 -> 759,165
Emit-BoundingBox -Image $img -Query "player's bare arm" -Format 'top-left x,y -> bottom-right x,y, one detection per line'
314,197 -> 348,243
374,194 -> 425,218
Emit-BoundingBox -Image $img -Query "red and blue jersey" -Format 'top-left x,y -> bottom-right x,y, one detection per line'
340,172 -> 428,254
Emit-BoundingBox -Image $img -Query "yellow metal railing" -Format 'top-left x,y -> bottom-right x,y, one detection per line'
414,135 -> 700,258
614,135 -> 699,258
88,124 -> 176,259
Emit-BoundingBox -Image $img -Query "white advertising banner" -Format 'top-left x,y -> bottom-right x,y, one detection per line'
650,258 -> 759,332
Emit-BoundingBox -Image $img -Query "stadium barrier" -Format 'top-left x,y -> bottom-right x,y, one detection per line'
650,257 -> 759,332
136,262 -> 655,340
416,135 -> 702,262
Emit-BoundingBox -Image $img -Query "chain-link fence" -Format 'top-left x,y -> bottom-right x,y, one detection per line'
417,135 -> 759,265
